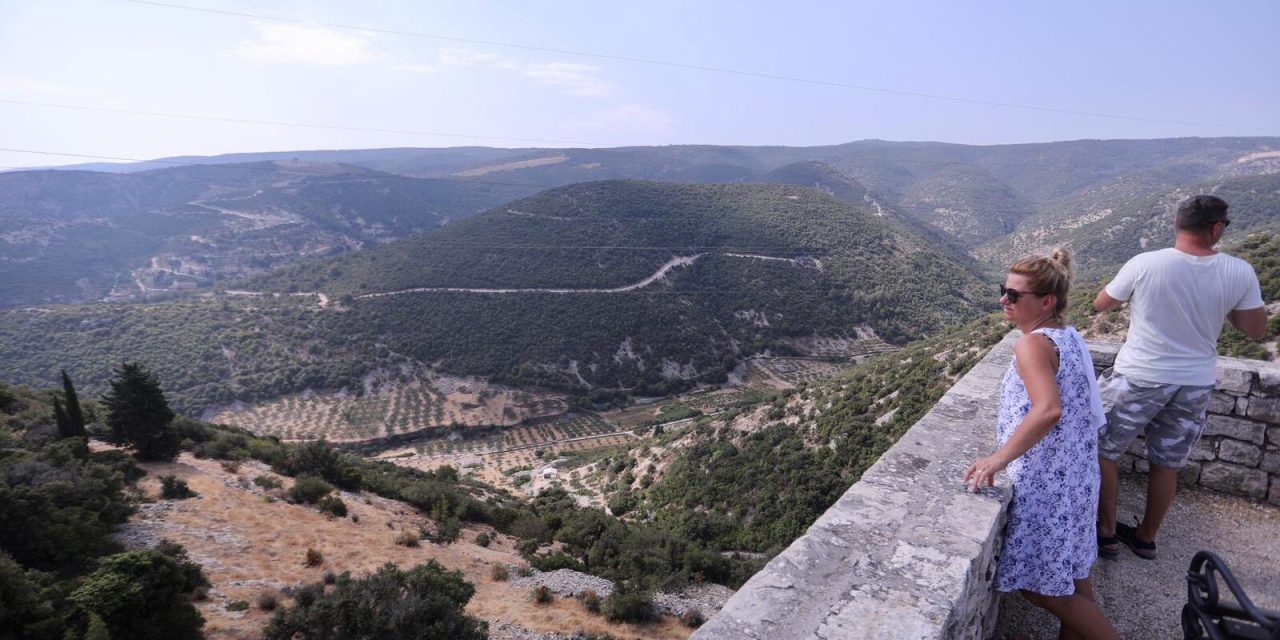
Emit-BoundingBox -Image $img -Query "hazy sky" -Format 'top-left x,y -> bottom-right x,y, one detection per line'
2,0 -> 1278,169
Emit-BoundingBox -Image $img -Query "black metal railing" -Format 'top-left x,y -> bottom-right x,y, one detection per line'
1183,551 -> 1279,640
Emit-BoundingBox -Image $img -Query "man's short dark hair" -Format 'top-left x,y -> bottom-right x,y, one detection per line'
1175,195 -> 1229,231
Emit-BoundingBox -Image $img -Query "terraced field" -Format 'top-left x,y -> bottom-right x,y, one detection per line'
207,375 -> 567,442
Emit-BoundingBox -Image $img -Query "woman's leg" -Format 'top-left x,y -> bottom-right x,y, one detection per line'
1021,579 -> 1118,640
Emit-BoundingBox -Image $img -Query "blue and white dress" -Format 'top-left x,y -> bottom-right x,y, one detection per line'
994,327 -> 1106,596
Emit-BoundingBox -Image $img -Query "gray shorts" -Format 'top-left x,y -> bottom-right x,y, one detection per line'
1097,369 -> 1212,469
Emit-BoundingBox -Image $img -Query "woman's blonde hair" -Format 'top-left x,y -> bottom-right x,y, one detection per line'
1009,248 -> 1073,321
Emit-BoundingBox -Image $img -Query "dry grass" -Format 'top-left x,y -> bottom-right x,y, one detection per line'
127,453 -> 692,639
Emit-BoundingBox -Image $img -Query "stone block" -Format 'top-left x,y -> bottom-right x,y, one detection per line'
1207,391 -> 1236,415
1246,395 -> 1280,423
1271,477 -> 1280,507
1236,396 -> 1250,416
1088,344 -> 1119,369
1179,462 -> 1202,485
1199,462 -> 1269,499
1218,439 -> 1262,467
1269,426 -> 1280,448
1261,452 -> 1280,475
1204,415 -> 1266,446
1188,439 -> 1216,462
1257,365 -> 1280,394
1215,364 -> 1254,395
1135,458 -> 1150,474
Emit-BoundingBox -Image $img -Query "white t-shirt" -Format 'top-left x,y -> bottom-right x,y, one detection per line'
1106,247 -> 1264,386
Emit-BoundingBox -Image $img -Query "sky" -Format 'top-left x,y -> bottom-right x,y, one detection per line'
1,0 -> 1278,169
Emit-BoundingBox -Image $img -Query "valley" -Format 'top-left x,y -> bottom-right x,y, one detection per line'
2,137 -> 1278,640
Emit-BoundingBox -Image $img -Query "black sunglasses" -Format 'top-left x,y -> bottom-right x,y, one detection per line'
1000,284 -> 1048,304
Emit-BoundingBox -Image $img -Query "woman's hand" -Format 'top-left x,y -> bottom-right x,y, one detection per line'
963,454 -> 1008,492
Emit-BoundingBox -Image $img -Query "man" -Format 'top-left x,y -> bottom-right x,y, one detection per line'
1094,194 -> 1267,560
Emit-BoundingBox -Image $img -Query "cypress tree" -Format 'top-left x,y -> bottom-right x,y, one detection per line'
61,369 -> 86,437
53,397 -> 71,438
102,362 -> 179,461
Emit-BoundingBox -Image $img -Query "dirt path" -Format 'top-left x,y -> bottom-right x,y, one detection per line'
356,251 -> 815,299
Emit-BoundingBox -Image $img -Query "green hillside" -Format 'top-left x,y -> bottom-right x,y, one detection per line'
0,180 -> 990,413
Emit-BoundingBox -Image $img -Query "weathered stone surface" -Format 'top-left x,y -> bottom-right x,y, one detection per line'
1088,343 -> 1119,369
1198,462 -> 1269,499
1188,439 -> 1216,462
1271,478 -> 1280,507
1247,395 -> 1280,423
1204,415 -> 1266,446
1218,439 -> 1262,467
1269,426 -> 1280,448
1215,363 -> 1255,395
1256,364 -> 1280,395
1260,452 -> 1280,475
693,333 -> 1018,640
1178,462 -> 1202,485
1208,391 -> 1237,415
1135,458 -> 1151,474
1236,396 -> 1250,416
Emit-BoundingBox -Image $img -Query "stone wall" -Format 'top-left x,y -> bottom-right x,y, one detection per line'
695,335 -> 1280,639
1089,343 -> 1280,506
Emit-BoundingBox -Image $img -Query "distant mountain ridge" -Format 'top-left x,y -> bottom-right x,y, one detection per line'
7,136 -> 1278,306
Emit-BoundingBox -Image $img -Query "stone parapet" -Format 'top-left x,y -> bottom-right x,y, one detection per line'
694,333 -> 1018,639
696,335 -> 1280,639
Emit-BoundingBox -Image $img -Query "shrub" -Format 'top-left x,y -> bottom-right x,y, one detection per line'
604,587 -> 655,624
257,592 -> 279,611
220,459 -> 241,473
680,608 -> 705,628
68,549 -> 205,640
532,585 -> 553,604
474,532 -> 490,547
227,600 -> 250,612
490,564 -> 509,582
350,513 -> 360,524
322,571 -> 336,585
582,589 -> 601,613
304,548 -> 323,567
254,474 -> 282,489
262,562 -> 487,640
289,474 -> 333,504
160,475 -> 197,500
316,495 -> 347,517
516,538 -> 539,557
394,531 -> 420,547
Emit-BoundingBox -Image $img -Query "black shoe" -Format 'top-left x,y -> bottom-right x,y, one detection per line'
1116,523 -> 1157,560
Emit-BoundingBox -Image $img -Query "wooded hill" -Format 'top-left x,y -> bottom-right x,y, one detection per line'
0,180 -> 989,412
0,161 -> 534,306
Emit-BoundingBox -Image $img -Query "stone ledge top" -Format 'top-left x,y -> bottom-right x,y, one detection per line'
694,333 -> 1019,639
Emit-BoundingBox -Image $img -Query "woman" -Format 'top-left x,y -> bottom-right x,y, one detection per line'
963,249 -> 1119,640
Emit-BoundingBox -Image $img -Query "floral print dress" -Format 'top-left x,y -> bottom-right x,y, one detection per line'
994,327 -> 1101,596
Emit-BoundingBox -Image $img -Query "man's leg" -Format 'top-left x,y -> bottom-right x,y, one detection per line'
1097,457 -> 1121,538
1136,464 -> 1177,543
1134,383 -> 1212,544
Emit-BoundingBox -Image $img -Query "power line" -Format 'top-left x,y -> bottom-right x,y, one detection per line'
114,0 -> 1280,134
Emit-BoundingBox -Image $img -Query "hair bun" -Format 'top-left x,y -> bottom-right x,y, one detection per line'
1049,248 -> 1074,281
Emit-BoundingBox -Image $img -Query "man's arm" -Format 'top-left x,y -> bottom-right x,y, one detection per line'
1228,307 -> 1269,339
1094,289 -> 1124,312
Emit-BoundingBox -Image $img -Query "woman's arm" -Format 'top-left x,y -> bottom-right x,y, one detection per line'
964,333 -> 1063,491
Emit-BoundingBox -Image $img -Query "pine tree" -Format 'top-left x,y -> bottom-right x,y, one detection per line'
102,362 -> 179,461
61,369 -> 86,437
